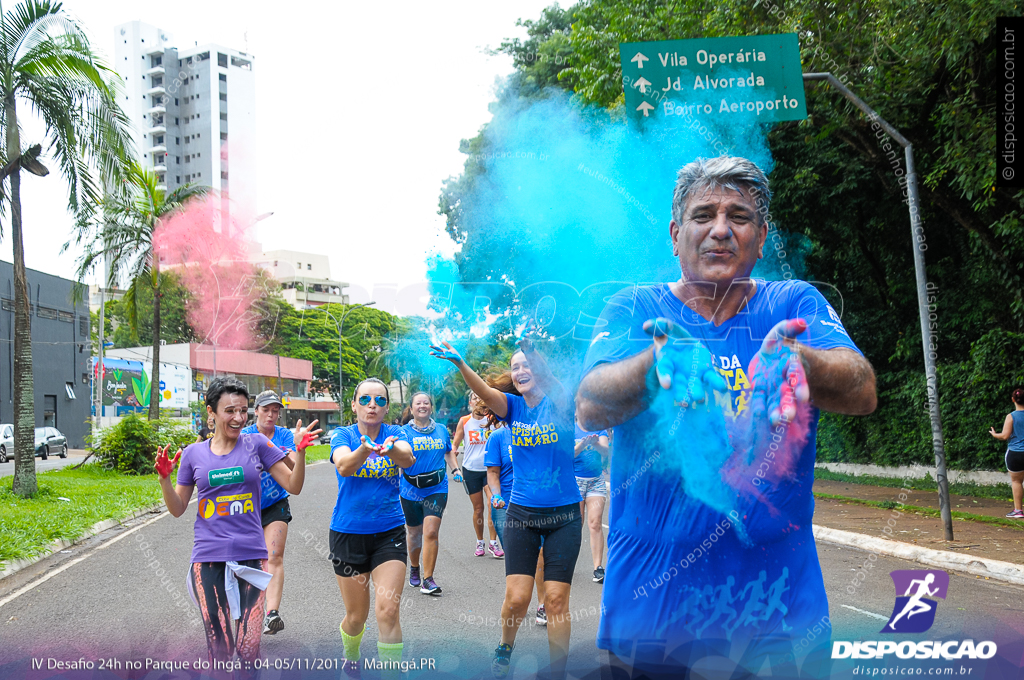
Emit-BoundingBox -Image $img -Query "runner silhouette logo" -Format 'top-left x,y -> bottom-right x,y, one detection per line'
881,570 -> 949,634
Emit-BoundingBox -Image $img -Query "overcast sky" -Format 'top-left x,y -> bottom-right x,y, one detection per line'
0,0 -> 555,316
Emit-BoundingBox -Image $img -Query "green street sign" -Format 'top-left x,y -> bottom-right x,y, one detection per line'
620,33 -> 807,125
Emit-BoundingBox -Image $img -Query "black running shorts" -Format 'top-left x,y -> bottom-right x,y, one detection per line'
328,525 -> 407,577
400,493 -> 448,527
1007,449 -> 1024,473
503,502 -> 582,584
261,497 -> 292,528
461,469 -> 487,495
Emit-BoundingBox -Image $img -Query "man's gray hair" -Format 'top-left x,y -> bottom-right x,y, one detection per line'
671,156 -> 772,226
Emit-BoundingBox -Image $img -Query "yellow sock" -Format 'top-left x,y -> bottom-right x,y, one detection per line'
377,641 -> 403,664
377,641 -> 403,680
340,623 -> 365,661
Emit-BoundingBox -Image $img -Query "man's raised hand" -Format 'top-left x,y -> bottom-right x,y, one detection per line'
643,317 -> 727,407
748,319 -> 810,426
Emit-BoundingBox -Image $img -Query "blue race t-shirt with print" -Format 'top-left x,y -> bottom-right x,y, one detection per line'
240,424 -> 293,510
399,421 -> 451,501
484,425 -> 515,499
329,424 -> 410,534
573,423 -> 608,479
501,393 -> 581,508
583,279 -> 861,661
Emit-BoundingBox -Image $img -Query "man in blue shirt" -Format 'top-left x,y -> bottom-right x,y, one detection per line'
576,156 -> 877,679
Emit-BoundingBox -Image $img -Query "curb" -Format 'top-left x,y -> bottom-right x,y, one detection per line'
813,524 -> 1024,586
0,501 -> 169,584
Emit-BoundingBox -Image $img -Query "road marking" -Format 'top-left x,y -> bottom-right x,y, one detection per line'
0,499 -> 194,611
840,604 -> 889,621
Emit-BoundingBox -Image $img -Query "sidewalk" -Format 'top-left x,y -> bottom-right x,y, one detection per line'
811,479 -> 1024,567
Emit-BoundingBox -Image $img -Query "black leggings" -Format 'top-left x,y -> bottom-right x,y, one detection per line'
188,560 -> 266,664
503,503 -> 582,583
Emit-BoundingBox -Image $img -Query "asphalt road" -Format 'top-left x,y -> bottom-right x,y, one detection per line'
1,461 -> 1023,679
0,449 -> 89,475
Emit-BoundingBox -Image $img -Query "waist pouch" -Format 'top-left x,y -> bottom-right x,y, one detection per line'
403,468 -> 445,489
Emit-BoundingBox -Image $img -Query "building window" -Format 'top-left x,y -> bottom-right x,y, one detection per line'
307,264 -> 312,270
297,262 -> 301,268
154,134 -> 164,144
221,171 -> 228,180
175,117 -> 179,124
220,132 -> 227,141
231,56 -> 252,70
152,55 -> 162,67
219,92 -> 226,101
176,137 -> 180,144
152,75 -> 163,86
176,156 -> 180,164
37,306 -> 58,320
220,113 -> 227,121
58,310 -> 74,323
1,298 -> 13,311
79,315 -> 88,337
176,176 -> 180,183
217,52 -> 228,67
219,73 -> 227,82
273,260 -> 278,267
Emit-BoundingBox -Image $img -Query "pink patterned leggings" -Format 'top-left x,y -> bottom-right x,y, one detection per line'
189,560 -> 266,664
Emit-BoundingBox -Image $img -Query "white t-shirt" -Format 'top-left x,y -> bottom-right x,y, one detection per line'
459,414 -> 492,472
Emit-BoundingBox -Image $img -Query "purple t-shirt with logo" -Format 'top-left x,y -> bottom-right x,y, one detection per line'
177,433 -> 286,563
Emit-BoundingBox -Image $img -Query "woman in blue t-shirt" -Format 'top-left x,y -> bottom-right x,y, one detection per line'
400,391 -> 458,595
328,377 -> 416,670
989,387 -> 1024,518
431,338 -> 581,680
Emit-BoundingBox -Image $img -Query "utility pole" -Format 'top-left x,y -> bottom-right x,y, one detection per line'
803,72 -> 952,540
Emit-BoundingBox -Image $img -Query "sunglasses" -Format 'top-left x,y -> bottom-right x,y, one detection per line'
358,395 -> 388,407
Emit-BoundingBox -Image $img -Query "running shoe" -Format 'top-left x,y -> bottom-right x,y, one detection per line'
409,566 -> 421,587
488,542 -> 505,559
535,605 -> 547,626
263,610 -> 284,635
593,566 -> 605,583
492,642 -> 514,679
1006,509 -> 1024,518
475,541 -> 486,557
421,576 -> 442,596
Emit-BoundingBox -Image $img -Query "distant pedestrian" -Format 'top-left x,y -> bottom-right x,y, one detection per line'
196,414 -> 215,442
989,387 -> 1024,519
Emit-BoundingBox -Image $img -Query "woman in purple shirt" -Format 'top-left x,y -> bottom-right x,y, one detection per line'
155,377 -> 319,669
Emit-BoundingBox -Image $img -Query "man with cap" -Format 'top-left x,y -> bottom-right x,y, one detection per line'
242,390 -> 299,635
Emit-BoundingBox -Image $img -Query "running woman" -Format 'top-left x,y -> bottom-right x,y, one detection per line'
155,377 -> 318,670
401,391 -> 459,595
240,390 -> 296,634
989,387 -> 1024,518
431,338 -> 582,680
329,378 -> 417,671
452,392 -> 502,558
573,420 -> 610,583
486,405 -> 548,627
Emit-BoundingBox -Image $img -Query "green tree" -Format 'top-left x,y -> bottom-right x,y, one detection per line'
0,0 -> 132,496
439,0 -> 1022,468
73,164 -> 208,421
99,273 -> 198,349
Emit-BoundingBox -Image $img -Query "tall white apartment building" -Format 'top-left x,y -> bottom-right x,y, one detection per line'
114,21 -> 257,232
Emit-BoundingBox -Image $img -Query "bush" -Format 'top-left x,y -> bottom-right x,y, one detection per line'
91,415 -> 197,475
818,330 -> 1024,470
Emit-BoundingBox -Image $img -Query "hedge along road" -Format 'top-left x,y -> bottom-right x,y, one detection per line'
1,460 -> 1022,679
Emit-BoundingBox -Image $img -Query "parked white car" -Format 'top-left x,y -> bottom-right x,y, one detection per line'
0,423 -> 11,463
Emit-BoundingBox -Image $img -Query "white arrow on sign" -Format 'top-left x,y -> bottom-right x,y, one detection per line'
636,101 -> 655,117
631,52 -> 649,68
633,76 -> 652,93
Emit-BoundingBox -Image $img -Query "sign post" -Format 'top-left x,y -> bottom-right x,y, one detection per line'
620,33 -> 807,125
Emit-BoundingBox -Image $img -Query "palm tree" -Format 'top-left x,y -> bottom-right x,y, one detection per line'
0,0 -> 132,496
75,164 -> 208,421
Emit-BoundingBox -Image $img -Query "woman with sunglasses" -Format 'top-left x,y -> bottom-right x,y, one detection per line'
399,391 -> 458,595
329,377 -> 416,671
431,339 -> 581,680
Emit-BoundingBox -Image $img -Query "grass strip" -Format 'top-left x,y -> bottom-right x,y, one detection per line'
813,492 -> 1024,532
814,468 -> 1012,502
0,464 -> 163,570
304,444 -> 331,464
